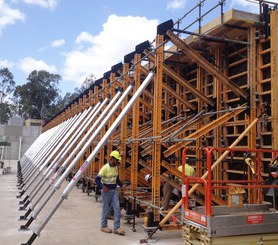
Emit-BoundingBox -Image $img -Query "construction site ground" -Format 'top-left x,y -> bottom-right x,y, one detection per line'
0,161 -> 182,245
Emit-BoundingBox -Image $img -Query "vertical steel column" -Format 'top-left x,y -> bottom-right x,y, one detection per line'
196,66 -> 203,178
214,46 -> 222,197
91,85 -> 100,176
248,25 -> 258,203
106,72 -> 116,159
131,53 -> 141,199
120,63 -> 129,184
152,35 -> 163,221
270,10 -> 278,148
99,79 -> 107,169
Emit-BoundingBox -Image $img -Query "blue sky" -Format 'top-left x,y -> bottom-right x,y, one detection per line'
0,0 -> 266,97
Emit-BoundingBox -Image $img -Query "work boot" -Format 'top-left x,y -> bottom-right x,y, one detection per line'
114,227 -> 125,236
101,227 -> 112,233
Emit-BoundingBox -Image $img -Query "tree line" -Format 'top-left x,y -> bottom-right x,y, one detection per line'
0,68 -> 92,124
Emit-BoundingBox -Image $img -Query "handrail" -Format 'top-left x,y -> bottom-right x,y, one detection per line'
181,147 -> 278,227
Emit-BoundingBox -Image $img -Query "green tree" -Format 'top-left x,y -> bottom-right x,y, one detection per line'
0,102 -> 13,123
82,73 -> 96,91
0,68 -> 15,123
55,90 -> 80,112
13,70 -> 61,120
0,68 -> 15,103
55,73 -> 96,113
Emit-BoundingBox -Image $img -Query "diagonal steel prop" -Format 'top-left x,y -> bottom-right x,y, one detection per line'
21,70 -> 156,245
19,89 -> 127,227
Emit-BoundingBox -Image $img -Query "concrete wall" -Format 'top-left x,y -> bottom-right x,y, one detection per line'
0,124 -> 41,160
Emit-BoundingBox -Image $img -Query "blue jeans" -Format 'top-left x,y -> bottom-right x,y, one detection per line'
101,188 -> 121,229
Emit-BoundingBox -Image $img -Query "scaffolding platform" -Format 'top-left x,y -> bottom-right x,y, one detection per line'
183,203 -> 278,244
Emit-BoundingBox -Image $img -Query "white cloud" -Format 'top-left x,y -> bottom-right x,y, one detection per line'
230,0 -> 260,13
167,0 -> 188,10
62,15 -> 159,84
21,0 -> 58,9
0,0 -> 25,35
18,57 -> 57,75
51,39 -> 65,47
75,32 -> 94,45
38,46 -> 47,52
0,59 -> 14,69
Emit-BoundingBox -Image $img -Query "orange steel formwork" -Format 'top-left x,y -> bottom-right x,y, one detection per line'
38,0 -> 278,242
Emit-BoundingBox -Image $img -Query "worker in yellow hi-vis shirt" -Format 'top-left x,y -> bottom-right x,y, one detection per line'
161,160 -> 195,210
95,150 -> 126,235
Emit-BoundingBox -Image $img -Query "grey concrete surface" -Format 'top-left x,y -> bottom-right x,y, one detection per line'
0,161 -> 183,245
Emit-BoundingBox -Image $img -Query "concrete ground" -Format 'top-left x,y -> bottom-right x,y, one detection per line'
0,161 -> 183,245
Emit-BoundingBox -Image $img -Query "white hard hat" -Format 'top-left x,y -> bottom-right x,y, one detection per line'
145,174 -> 152,183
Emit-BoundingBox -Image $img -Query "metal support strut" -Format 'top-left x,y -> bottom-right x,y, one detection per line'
21,70 -> 156,245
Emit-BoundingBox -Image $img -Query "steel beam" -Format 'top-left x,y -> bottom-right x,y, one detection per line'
147,53 -> 214,106
166,30 -> 249,100
164,106 -> 246,157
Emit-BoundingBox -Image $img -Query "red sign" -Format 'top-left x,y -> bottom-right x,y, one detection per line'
246,214 -> 264,224
184,209 -> 206,226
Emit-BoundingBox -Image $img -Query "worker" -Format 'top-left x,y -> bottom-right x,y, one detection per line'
160,160 -> 195,210
95,150 -> 126,235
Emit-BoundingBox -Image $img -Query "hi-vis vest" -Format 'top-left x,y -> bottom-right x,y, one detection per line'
98,163 -> 118,185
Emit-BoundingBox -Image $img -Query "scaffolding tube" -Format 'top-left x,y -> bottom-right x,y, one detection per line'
19,115 -> 78,185
18,113 -> 84,197
21,70 -> 156,245
22,114 -> 82,180
21,112 -> 82,178
17,130 -> 55,186
18,125 -> 63,186
20,125 -> 61,173
18,130 -> 53,172
19,89 -> 128,226
22,118 -> 71,170
19,100 -> 105,210
37,107 -> 93,173
19,102 -> 102,208
20,108 -> 92,196
18,137 -> 22,160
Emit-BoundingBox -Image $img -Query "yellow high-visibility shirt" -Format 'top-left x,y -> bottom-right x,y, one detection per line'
177,164 -> 195,177
98,163 -> 118,185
